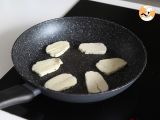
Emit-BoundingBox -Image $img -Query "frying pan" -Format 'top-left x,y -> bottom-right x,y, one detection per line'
0,17 -> 147,109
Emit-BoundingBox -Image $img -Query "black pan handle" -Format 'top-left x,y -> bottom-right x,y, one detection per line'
0,84 -> 41,109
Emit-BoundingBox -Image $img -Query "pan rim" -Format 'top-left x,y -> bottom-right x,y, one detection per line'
11,16 -> 147,96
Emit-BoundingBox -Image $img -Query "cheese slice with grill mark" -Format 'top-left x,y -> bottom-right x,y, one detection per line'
46,41 -> 70,57
96,58 -> 127,75
78,43 -> 107,54
32,58 -> 63,77
44,73 -> 77,91
85,71 -> 109,93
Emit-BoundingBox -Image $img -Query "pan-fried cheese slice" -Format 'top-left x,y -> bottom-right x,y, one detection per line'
32,58 -> 63,77
78,43 -> 107,54
44,73 -> 77,91
85,71 -> 109,93
96,58 -> 127,75
46,41 -> 70,57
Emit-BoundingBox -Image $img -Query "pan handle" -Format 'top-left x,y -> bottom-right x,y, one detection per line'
0,83 -> 41,109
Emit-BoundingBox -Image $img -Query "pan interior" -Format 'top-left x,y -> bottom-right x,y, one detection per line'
12,17 -> 146,94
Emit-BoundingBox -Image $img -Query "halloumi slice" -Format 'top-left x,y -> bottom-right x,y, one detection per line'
85,71 -> 109,93
78,43 -> 107,54
46,41 -> 70,57
32,58 -> 63,77
44,73 -> 77,91
96,58 -> 127,75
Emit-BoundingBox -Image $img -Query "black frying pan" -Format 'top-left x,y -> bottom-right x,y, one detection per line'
0,17 -> 147,109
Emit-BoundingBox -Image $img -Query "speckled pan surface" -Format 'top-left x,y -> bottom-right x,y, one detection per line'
12,17 -> 147,102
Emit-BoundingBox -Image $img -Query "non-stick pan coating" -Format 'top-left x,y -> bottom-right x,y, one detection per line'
12,17 -> 146,102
